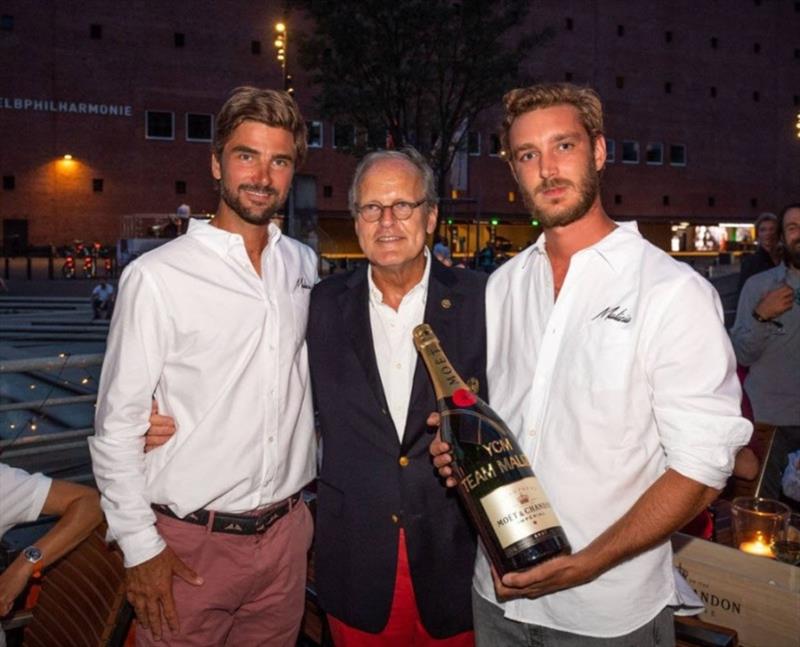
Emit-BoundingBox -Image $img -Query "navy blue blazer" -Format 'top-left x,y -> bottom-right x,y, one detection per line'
308,259 -> 487,638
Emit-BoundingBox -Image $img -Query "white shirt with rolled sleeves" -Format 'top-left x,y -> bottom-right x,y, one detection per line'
90,219 -> 317,568
476,222 -> 752,637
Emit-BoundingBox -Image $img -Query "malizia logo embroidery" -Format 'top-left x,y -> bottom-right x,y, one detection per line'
592,306 -> 632,323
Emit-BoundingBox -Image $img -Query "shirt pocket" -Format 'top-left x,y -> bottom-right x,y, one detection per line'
567,322 -> 636,392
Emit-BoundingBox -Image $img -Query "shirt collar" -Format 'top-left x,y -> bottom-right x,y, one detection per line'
188,218 -> 282,257
518,220 -> 639,274
367,247 -> 431,307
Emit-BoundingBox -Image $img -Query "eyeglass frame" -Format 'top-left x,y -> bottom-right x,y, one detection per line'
355,198 -> 428,222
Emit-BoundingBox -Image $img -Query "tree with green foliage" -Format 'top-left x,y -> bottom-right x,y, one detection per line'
295,0 -> 551,196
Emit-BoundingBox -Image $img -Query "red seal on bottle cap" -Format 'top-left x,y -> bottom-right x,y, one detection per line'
453,388 -> 477,407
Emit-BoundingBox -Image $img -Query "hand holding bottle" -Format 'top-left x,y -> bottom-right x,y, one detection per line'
428,413 -> 458,487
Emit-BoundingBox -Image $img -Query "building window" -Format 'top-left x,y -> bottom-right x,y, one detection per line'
752,91 -> 760,102
669,144 -> 687,166
565,17 -> 573,31
662,195 -> 670,206
90,23 -> 102,39
174,32 -> 185,48
645,142 -> 663,165
605,138 -> 615,163
794,95 -> 800,106
795,48 -> 800,59
186,113 -> 212,142
306,121 -> 323,148
664,31 -> 672,43
175,180 -> 187,195
621,140 -> 639,164
92,178 -> 104,193
323,185 -> 333,198
146,111 -> 175,140
615,76 -> 624,89
333,123 -> 355,149
711,37 -> 718,49
1,14 -> 13,31
750,198 -> 758,208
468,131 -> 481,156
617,25 -> 625,37
708,196 -> 715,207
753,43 -> 761,54
565,72 -> 573,82
614,194 -> 622,205
664,82 -> 672,94
489,133 -> 502,156
251,40 -> 261,55
3,175 -> 15,190
710,86 -> 717,98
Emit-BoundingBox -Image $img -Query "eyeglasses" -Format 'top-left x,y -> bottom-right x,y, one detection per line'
356,199 -> 426,222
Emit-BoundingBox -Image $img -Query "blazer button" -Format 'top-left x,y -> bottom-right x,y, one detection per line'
398,456 -> 409,467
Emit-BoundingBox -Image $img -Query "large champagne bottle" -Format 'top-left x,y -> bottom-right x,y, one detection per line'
413,323 -> 570,575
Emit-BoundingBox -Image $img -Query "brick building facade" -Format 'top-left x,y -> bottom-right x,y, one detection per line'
1,1 -> 799,256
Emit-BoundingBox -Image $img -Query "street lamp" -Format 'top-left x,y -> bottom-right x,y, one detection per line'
274,21 -> 293,94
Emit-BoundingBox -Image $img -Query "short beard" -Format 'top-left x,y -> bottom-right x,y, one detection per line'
220,182 -> 283,226
785,241 -> 800,269
521,157 -> 600,228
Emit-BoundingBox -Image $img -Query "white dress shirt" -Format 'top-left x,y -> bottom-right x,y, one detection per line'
477,222 -> 752,637
90,219 -> 318,567
368,249 -> 431,440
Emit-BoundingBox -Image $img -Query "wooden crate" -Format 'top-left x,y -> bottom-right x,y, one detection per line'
672,533 -> 800,647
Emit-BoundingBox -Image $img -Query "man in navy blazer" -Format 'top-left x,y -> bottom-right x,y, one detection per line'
308,147 -> 486,645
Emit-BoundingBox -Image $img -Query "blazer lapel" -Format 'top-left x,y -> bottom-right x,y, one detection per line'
339,268 -> 391,415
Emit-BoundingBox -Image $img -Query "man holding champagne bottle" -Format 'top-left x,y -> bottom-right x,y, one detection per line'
432,83 -> 752,646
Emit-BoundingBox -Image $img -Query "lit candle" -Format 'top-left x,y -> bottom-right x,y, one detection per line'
739,536 -> 775,558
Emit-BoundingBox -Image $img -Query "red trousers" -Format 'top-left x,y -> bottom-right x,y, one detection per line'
328,529 -> 474,647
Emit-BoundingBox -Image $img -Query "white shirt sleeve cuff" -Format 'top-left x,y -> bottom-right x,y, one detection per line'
117,526 -> 167,568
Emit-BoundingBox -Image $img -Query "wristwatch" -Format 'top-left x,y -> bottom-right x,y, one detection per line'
22,546 -> 44,579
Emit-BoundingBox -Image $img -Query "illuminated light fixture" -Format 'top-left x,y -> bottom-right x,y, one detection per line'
531,219 -> 540,227
451,189 -> 459,199
275,22 -> 286,33
490,217 -> 499,227
63,154 -> 73,160
507,191 -> 516,203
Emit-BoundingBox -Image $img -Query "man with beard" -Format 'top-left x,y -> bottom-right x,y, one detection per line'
90,87 -> 316,646
432,83 -> 751,645
731,204 -> 800,426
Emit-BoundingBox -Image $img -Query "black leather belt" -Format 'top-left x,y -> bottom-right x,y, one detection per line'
153,492 -> 302,536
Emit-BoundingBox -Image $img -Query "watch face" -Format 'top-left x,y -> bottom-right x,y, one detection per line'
23,546 -> 43,563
